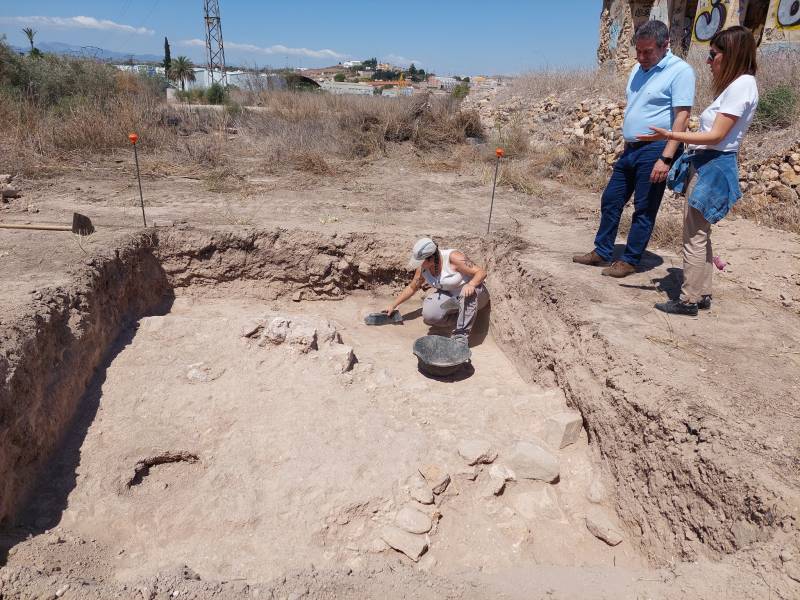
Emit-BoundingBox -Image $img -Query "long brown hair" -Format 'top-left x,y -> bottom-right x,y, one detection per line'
710,26 -> 758,97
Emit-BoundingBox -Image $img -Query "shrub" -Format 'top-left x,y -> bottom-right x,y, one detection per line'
451,82 -> 469,100
206,82 -> 226,105
754,84 -> 798,130
333,73 -> 346,82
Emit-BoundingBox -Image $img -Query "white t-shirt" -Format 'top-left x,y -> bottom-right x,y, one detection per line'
692,74 -> 758,152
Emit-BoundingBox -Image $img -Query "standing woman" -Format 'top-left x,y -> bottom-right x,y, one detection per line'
638,26 -> 758,316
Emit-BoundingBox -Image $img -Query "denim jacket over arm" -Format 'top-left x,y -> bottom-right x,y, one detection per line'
667,150 -> 742,224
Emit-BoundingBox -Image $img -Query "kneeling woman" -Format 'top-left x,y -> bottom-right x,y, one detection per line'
385,237 -> 489,344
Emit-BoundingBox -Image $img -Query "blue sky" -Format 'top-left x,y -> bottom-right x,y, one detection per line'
0,1 -> 601,74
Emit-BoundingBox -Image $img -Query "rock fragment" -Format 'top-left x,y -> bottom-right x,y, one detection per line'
380,526 -> 428,561
407,473 -> 434,505
480,477 -> 506,498
587,475 -> 607,504
489,464 -> 516,482
457,440 -> 497,465
419,464 -> 451,495
543,411 -> 584,449
454,466 -> 478,481
512,485 -> 562,521
395,506 -> 433,534
507,441 -> 559,483
585,511 -> 623,546
326,344 -> 356,373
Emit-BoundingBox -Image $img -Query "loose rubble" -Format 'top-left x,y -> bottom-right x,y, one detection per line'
507,440 -> 560,483
457,439 -> 497,465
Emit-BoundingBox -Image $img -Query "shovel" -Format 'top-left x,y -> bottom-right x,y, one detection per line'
0,212 -> 95,235
364,310 -> 403,326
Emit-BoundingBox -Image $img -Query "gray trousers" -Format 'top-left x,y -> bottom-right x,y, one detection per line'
422,285 -> 489,340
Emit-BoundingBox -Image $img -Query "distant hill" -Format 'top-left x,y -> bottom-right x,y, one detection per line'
10,41 -> 163,63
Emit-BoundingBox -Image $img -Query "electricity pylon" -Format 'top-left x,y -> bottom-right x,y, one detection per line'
203,0 -> 227,86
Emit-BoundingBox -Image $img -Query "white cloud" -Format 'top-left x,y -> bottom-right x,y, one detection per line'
0,15 -> 154,35
384,54 -> 423,68
179,38 -> 345,60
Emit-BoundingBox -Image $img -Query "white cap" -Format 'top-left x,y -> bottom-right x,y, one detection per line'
408,237 -> 437,268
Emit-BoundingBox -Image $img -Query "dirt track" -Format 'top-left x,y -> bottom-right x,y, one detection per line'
1,150 -> 799,598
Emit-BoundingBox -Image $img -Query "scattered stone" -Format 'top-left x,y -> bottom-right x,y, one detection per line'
454,466 -> 478,481
585,511 -> 623,546
380,525 -> 428,561
480,477 -> 506,498
542,411 -> 584,449
407,473 -> 434,505
506,440 -> 560,483
419,464 -> 451,495
326,344 -> 356,374
457,439 -> 497,465
240,319 -> 263,338
511,485 -> 562,521
488,464 -> 516,482
185,362 -> 225,383
587,475 -> 607,504
0,186 -> 21,199
395,505 -> 433,534
292,291 -> 302,302
780,549 -> 794,563
0,174 -> 11,184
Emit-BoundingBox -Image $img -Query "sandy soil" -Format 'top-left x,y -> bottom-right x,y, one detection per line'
1,146 -> 799,598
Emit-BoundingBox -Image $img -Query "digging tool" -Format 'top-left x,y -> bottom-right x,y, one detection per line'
0,212 -> 94,235
487,147 -> 504,234
364,310 -> 403,326
129,132 -> 147,227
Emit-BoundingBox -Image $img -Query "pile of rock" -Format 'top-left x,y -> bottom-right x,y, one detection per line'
740,144 -> 800,203
378,407 -> 624,563
241,313 -> 356,374
0,174 -> 22,203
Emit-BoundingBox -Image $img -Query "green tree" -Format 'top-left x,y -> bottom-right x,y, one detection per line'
362,57 -> 377,69
22,27 -> 36,52
334,73 -> 346,82
451,82 -> 469,100
408,63 -> 417,77
206,82 -> 226,104
163,37 -> 172,73
168,55 -> 195,91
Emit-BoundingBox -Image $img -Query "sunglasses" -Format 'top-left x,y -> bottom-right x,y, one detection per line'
708,49 -> 721,61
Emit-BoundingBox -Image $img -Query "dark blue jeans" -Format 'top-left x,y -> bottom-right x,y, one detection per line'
594,141 -> 668,266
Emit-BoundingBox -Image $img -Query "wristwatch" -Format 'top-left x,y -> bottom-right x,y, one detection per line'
660,155 -> 674,166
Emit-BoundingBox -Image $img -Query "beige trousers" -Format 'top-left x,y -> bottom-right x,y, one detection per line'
680,171 -> 713,304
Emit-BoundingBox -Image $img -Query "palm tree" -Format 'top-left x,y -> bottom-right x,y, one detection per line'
22,27 -> 36,52
168,56 -> 196,91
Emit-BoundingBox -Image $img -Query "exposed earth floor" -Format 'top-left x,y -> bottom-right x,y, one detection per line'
1,147 -> 799,599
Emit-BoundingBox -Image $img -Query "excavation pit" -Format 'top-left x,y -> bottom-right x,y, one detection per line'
0,229 -> 794,598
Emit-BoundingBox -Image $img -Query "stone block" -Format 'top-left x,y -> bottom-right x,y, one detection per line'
585,510 -> 623,546
395,506 -> 432,534
507,440 -> 559,483
543,411 -> 584,449
380,526 -> 428,561
457,440 -> 497,466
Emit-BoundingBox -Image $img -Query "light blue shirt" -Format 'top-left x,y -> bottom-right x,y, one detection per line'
622,50 -> 695,142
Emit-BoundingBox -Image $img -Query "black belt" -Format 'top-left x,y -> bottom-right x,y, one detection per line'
624,140 -> 655,150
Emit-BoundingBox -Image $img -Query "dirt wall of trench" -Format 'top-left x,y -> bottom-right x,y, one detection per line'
482,236 -> 797,564
0,235 -> 171,525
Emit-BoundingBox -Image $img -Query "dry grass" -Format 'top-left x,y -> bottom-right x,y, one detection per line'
496,160 -> 546,196
733,194 -> 800,234
508,65 -> 625,105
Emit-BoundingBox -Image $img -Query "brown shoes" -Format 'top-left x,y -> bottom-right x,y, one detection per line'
572,250 -> 610,267
601,260 -> 636,278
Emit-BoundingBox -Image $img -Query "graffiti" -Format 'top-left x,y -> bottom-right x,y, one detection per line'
609,21 -> 622,50
776,0 -> 800,28
694,0 -> 728,41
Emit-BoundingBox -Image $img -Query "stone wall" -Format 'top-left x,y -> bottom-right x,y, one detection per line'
464,89 -> 800,205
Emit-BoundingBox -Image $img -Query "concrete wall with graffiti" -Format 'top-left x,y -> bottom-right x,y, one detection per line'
599,0 -> 800,66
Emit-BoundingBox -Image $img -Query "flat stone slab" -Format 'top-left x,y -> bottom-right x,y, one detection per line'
506,440 -> 559,483
380,525 -> 428,561
585,511 -> 623,546
543,411 -> 584,449
457,440 -> 497,466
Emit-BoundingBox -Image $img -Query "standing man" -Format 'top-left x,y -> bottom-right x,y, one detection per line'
573,20 -> 695,277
